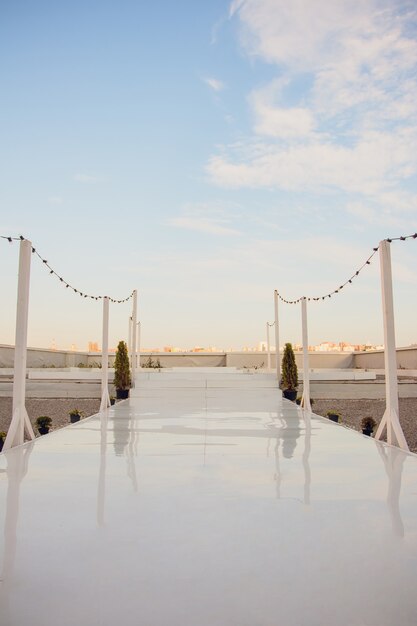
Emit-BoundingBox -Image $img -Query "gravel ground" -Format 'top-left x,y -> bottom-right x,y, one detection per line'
0,398 -> 101,437
312,398 -> 417,453
1,396 -> 416,454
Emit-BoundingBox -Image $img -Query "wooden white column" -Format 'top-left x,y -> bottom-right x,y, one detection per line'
4,239 -> 35,450
374,240 -> 408,450
300,297 -> 311,412
266,322 -> 271,370
131,290 -> 138,386
274,290 -> 280,384
128,316 -> 132,368
100,297 -> 110,412
137,321 -> 141,369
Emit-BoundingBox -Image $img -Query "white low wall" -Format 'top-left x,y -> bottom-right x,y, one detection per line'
1,344 -> 417,371
354,347 -> 417,370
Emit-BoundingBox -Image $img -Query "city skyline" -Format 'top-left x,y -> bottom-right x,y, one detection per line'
1,1 -> 417,350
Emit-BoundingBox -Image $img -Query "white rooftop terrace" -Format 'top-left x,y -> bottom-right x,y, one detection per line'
1,368 -> 417,625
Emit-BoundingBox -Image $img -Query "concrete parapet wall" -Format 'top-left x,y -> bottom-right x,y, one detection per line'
1,343 -> 417,370
226,351 -> 354,369
0,344 -> 89,368
353,347 -> 417,370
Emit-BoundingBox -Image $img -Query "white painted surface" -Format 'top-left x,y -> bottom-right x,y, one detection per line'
375,240 -> 408,449
1,371 -> 417,625
100,297 -> 110,411
300,297 -> 311,411
131,290 -> 138,385
4,239 -> 35,450
274,289 -> 280,382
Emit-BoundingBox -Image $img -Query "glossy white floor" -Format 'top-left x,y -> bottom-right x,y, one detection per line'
1,369 -> 417,626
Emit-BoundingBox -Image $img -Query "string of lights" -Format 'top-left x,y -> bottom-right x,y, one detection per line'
276,232 -> 417,305
1,235 -> 134,304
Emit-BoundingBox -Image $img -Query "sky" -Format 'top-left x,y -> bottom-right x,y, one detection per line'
1,0 -> 417,351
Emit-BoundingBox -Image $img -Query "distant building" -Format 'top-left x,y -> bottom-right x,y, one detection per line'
88,341 -> 99,352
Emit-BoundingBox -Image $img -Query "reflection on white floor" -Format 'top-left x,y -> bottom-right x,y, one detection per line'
1,369 -> 417,626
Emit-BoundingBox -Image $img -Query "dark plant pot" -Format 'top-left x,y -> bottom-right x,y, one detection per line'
328,415 -> 339,423
38,426 -> 49,435
116,388 -> 129,399
283,389 -> 297,402
362,428 -> 373,436
110,398 -> 115,406
0,439 -> 4,452
70,415 -> 81,423
295,398 -> 301,405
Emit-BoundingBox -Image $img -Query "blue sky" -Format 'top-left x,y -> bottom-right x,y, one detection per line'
1,0 -> 417,351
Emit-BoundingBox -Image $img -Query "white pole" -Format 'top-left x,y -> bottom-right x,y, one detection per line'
374,240 -> 408,450
274,290 -> 280,384
4,239 -> 35,450
300,297 -> 311,412
137,321 -> 141,369
100,297 -> 110,412
131,290 -> 138,387
266,322 -> 271,370
128,316 -> 132,368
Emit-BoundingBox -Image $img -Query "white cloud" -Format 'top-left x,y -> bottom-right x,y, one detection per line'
207,0 -> 417,224
74,174 -> 99,183
166,203 -> 241,236
207,128 -> 417,195
203,77 -> 225,92
250,82 -> 315,138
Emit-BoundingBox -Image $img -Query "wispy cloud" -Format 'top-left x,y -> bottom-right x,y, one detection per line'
203,77 -> 225,92
207,0 -> 417,224
166,202 -> 241,236
74,173 -> 99,183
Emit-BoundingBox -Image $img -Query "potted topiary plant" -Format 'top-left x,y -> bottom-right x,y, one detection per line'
110,395 -> 116,406
281,343 -> 298,401
114,340 -> 131,399
326,410 -> 341,423
36,416 -> 52,435
0,431 -> 7,452
69,408 -> 84,423
361,416 -> 377,436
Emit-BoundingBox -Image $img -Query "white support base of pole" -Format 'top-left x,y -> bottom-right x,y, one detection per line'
375,407 -> 408,450
374,240 -> 408,451
100,388 -> 111,413
300,298 -> 312,413
4,406 -> 35,450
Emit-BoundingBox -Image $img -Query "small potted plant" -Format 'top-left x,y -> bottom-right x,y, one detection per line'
114,340 -> 131,399
110,395 -> 116,406
326,410 -> 341,423
36,416 -> 52,435
361,416 -> 377,436
0,431 -> 7,452
69,408 -> 84,423
281,343 -> 298,401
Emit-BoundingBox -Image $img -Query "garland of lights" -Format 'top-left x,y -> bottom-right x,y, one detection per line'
2,232 -> 416,305
0,235 -> 134,304
275,232 -> 417,305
